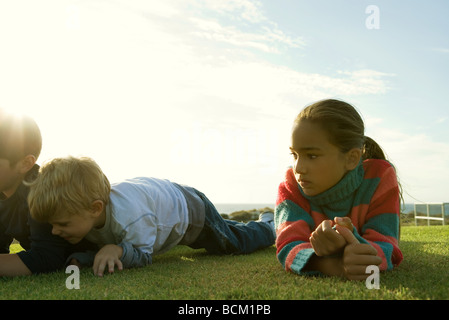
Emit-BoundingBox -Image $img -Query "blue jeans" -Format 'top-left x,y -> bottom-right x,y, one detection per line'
188,189 -> 275,254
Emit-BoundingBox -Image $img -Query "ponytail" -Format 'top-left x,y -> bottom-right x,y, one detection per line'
362,136 -> 386,160
363,136 -> 404,209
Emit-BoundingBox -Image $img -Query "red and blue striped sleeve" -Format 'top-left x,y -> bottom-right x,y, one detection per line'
353,160 -> 403,270
275,168 -> 318,275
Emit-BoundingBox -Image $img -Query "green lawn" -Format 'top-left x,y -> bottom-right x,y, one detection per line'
1,225 -> 448,300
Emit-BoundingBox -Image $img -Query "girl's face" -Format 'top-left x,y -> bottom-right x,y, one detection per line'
290,120 -> 355,197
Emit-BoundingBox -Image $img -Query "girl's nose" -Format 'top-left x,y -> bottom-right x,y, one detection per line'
294,158 -> 306,174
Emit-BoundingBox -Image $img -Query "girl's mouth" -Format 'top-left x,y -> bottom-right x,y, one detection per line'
299,180 -> 311,188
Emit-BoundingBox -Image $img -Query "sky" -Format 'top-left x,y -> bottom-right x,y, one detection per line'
0,0 -> 448,205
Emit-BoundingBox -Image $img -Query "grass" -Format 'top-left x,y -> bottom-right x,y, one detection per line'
2,225 -> 448,300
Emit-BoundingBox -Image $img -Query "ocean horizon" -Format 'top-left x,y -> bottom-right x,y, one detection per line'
214,203 -> 439,215
214,203 -> 275,214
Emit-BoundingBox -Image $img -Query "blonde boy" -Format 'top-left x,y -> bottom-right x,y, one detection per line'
28,156 -> 275,276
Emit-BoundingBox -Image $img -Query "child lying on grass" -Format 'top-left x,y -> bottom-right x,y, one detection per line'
27,156 -> 275,276
0,110 -> 96,276
275,99 -> 403,280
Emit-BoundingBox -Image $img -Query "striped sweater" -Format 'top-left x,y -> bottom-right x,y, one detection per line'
275,159 -> 403,275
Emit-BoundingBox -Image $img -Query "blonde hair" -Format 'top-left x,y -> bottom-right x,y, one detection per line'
28,156 -> 111,222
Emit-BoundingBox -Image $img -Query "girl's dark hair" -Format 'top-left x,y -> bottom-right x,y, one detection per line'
294,99 -> 386,160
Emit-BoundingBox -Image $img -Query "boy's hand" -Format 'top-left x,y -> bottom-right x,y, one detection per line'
335,224 -> 382,281
93,244 -> 124,277
309,220 -> 347,257
68,258 -> 82,268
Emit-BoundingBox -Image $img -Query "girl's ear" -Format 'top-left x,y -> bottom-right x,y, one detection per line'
345,148 -> 362,171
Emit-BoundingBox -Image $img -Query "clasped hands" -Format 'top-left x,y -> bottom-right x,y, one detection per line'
309,217 -> 382,280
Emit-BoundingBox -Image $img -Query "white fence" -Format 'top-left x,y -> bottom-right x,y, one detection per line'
414,203 -> 447,226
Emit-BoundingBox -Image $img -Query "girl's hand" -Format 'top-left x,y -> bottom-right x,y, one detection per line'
309,220 -> 347,256
334,217 -> 353,231
335,224 -> 382,280
93,244 -> 124,277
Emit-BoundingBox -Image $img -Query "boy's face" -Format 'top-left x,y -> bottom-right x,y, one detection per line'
48,210 -> 98,244
0,159 -> 22,197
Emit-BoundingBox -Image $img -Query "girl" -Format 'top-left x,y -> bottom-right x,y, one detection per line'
275,99 -> 403,280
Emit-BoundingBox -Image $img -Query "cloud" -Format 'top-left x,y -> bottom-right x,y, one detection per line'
0,0 -> 401,203
189,17 -> 283,53
366,126 -> 449,203
336,70 -> 395,95
431,47 -> 449,54
74,0 -> 390,102
188,0 -> 267,23
364,117 -> 384,126
163,0 -> 305,53
0,0 -> 396,138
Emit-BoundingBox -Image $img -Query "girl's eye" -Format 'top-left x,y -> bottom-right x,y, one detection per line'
290,152 -> 298,159
308,154 -> 317,159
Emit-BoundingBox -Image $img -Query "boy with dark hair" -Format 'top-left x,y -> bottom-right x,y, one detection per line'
0,109 -> 94,276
